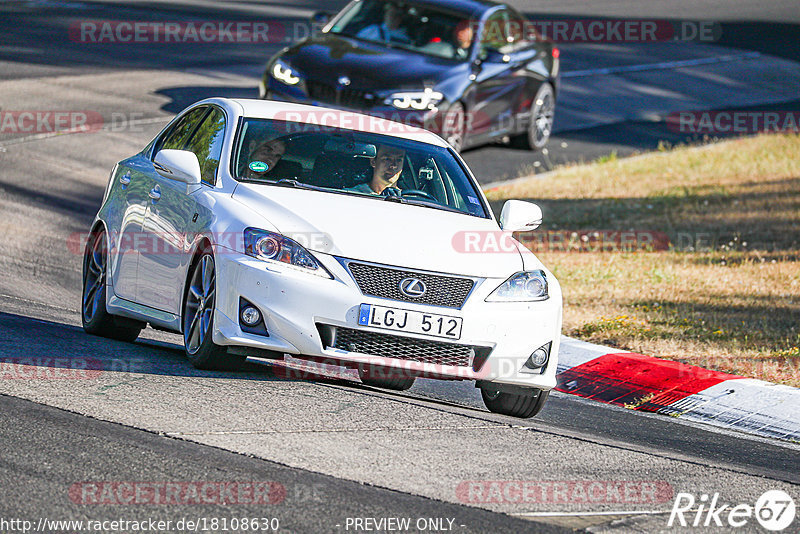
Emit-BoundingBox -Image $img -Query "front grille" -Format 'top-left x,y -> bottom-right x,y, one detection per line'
306,80 -> 377,109
326,326 -> 491,368
346,262 -> 475,309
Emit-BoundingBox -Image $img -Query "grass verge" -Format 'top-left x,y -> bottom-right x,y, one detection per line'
486,133 -> 800,386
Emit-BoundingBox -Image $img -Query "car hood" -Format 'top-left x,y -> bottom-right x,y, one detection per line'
232,183 -> 524,278
280,34 -> 468,90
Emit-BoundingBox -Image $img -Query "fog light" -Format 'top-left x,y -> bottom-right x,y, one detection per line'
241,306 -> 261,326
524,342 -> 551,370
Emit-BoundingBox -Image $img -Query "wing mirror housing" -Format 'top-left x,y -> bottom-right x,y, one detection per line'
153,149 -> 202,186
499,200 -> 543,232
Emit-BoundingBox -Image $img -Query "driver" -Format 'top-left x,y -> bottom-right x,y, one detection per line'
244,138 -> 286,179
347,144 -> 405,195
357,2 -> 412,44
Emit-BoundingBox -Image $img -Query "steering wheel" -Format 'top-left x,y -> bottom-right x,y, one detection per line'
401,189 -> 437,201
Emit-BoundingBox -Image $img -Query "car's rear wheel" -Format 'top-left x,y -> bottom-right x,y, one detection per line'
442,101 -> 466,152
183,249 -> 246,370
514,82 -> 555,151
480,386 -> 549,418
358,365 -> 416,391
81,229 -> 142,342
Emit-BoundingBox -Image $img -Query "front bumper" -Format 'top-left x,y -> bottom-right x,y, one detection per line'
263,80 -> 451,138
212,249 -> 561,390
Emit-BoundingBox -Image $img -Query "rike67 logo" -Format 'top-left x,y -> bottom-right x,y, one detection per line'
669,490 -> 796,531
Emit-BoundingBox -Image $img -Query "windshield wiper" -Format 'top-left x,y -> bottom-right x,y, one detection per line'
398,196 -> 466,215
274,179 -> 309,188
383,195 -> 407,204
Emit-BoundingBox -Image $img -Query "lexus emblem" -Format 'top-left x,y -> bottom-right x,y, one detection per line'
399,277 -> 427,298
338,75 -> 351,86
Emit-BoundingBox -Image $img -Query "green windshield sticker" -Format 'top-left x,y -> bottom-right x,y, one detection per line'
249,161 -> 269,173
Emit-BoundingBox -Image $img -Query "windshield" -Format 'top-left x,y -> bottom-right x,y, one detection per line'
233,118 -> 488,218
329,0 -> 474,60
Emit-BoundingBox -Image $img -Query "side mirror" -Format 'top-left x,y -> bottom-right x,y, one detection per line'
153,149 -> 202,185
499,200 -> 543,232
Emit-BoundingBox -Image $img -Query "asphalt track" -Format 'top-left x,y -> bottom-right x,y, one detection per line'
0,1 -> 799,532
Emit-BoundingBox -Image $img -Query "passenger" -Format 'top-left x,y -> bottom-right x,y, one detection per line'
244,138 -> 287,179
454,19 -> 475,57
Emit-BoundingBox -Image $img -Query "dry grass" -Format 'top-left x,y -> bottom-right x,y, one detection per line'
486,133 -> 800,386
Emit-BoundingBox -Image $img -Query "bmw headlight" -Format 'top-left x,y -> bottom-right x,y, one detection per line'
386,88 -> 443,110
271,59 -> 301,85
244,228 -> 331,278
486,270 -> 548,302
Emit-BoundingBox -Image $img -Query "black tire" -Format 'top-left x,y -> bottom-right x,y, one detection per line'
481,387 -> 549,418
358,365 -> 416,391
513,82 -> 555,151
183,248 -> 246,371
442,101 -> 466,152
81,229 -> 142,343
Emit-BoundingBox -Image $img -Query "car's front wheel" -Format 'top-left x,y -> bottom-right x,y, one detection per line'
358,365 -> 416,391
183,249 -> 246,370
82,229 -> 142,342
514,82 -> 555,151
480,385 -> 549,418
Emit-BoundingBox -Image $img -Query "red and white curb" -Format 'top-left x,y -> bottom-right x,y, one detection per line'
558,336 -> 800,442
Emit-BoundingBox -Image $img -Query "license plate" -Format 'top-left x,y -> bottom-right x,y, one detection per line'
357,304 -> 463,340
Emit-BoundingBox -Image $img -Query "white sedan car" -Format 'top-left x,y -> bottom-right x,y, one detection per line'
82,98 -> 561,418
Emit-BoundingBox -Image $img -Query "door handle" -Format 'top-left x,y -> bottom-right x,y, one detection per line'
119,172 -> 131,185
148,186 -> 161,201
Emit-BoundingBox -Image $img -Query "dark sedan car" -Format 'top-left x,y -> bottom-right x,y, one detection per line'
260,0 -> 559,152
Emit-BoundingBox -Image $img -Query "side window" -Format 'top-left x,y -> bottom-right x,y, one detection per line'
507,10 -> 533,49
153,106 -> 208,155
183,107 -> 226,185
480,10 -> 510,56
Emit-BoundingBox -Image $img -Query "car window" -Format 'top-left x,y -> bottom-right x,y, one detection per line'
480,10 -> 511,55
183,107 -> 226,185
507,9 -> 535,49
329,0 -> 476,61
154,106 -> 208,155
232,118 -> 488,219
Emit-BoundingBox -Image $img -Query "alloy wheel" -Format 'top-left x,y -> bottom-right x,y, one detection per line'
184,254 -> 216,355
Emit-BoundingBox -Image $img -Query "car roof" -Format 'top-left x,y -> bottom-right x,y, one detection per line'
224,98 -> 449,148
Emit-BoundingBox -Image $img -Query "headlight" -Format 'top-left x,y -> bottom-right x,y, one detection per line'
486,270 -> 548,302
244,228 -> 331,278
386,88 -> 443,110
271,60 -> 300,85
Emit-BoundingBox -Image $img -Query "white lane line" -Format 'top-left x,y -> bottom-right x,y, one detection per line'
562,51 -> 760,78
512,510 -> 671,517
169,424 -> 507,436
0,293 -> 80,315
